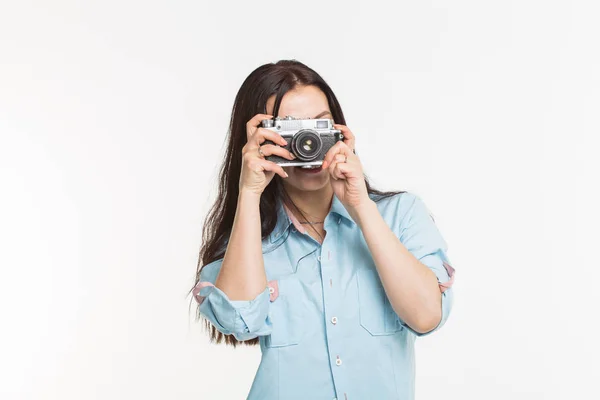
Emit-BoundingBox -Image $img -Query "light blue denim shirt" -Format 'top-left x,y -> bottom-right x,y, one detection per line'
194,191 -> 455,400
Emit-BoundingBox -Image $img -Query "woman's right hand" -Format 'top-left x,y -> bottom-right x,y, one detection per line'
239,113 -> 296,195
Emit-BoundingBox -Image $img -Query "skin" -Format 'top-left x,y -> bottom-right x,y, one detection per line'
216,84 -> 444,335
265,85 -> 346,241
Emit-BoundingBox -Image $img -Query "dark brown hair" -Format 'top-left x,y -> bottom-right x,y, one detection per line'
191,59 -> 405,347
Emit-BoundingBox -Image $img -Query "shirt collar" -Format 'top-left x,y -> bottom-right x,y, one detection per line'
269,194 -> 355,243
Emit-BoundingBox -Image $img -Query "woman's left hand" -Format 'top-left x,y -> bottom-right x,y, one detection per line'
321,124 -> 370,210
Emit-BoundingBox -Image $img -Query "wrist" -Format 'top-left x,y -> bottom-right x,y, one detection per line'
238,187 -> 262,203
348,198 -> 377,225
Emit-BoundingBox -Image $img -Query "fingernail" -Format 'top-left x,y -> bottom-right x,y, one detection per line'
284,172 -> 289,178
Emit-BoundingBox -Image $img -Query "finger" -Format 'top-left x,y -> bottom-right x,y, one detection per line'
333,166 -> 345,180
251,127 -> 288,147
329,158 -> 349,180
334,154 -> 346,163
322,141 -> 352,170
334,160 -> 352,180
254,158 -> 289,178
328,155 -> 340,180
246,114 -> 274,141
333,123 -> 356,152
256,144 -> 296,160
331,155 -> 346,180
322,142 -> 342,169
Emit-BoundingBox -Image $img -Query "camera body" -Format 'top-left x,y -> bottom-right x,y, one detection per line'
261,116 -> 344,167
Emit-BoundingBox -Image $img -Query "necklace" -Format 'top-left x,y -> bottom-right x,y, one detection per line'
299,221 -> 324,225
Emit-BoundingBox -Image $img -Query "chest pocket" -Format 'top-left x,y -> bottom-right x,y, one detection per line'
266,275 -> 306,348
357,268 -> 403,335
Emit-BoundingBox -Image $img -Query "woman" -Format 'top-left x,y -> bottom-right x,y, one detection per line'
191,59 -> 455,400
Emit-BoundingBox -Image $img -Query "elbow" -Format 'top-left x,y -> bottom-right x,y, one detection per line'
413,283 -> 446,334
413,311 -> 442,334
199,284 -> 272,337
227,287 -> 272,335
408,280 -> 454,336
412,305 -> 442,335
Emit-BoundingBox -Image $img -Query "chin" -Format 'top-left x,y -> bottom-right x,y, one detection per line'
283,170 -> 329,191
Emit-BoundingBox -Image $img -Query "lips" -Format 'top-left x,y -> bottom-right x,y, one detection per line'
295,166 -> 323,174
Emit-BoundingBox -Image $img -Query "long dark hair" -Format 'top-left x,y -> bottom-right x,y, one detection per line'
191,59 -> 405,347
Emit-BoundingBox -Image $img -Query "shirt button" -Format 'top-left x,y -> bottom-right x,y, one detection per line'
337,218 -> 341,224
268,287 -> 275,294
317,256 -> 321,261
336,356 -> 342,366
331,316 -> 338,324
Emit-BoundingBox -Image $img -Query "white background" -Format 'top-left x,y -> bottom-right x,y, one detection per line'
1,1 -> 598,399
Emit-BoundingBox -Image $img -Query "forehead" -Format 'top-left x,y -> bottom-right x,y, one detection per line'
266,85 -> 329,117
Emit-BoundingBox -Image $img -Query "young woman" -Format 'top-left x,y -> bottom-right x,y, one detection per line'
192,59 -> 455,400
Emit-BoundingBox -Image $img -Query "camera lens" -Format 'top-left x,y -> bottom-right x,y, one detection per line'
291,130 -> 323,161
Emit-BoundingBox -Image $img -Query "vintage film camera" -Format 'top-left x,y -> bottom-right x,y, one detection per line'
260,116 -> 344,168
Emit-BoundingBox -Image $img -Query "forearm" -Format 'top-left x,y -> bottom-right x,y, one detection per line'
349,200 -> 442,333
214,188 -> 268,301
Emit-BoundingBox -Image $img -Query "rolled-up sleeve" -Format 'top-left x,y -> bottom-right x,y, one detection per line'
194,259 -> 273,341
396,193 -> 456,337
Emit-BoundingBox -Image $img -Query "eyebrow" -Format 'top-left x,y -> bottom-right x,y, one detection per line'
313,111 -> 332,119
